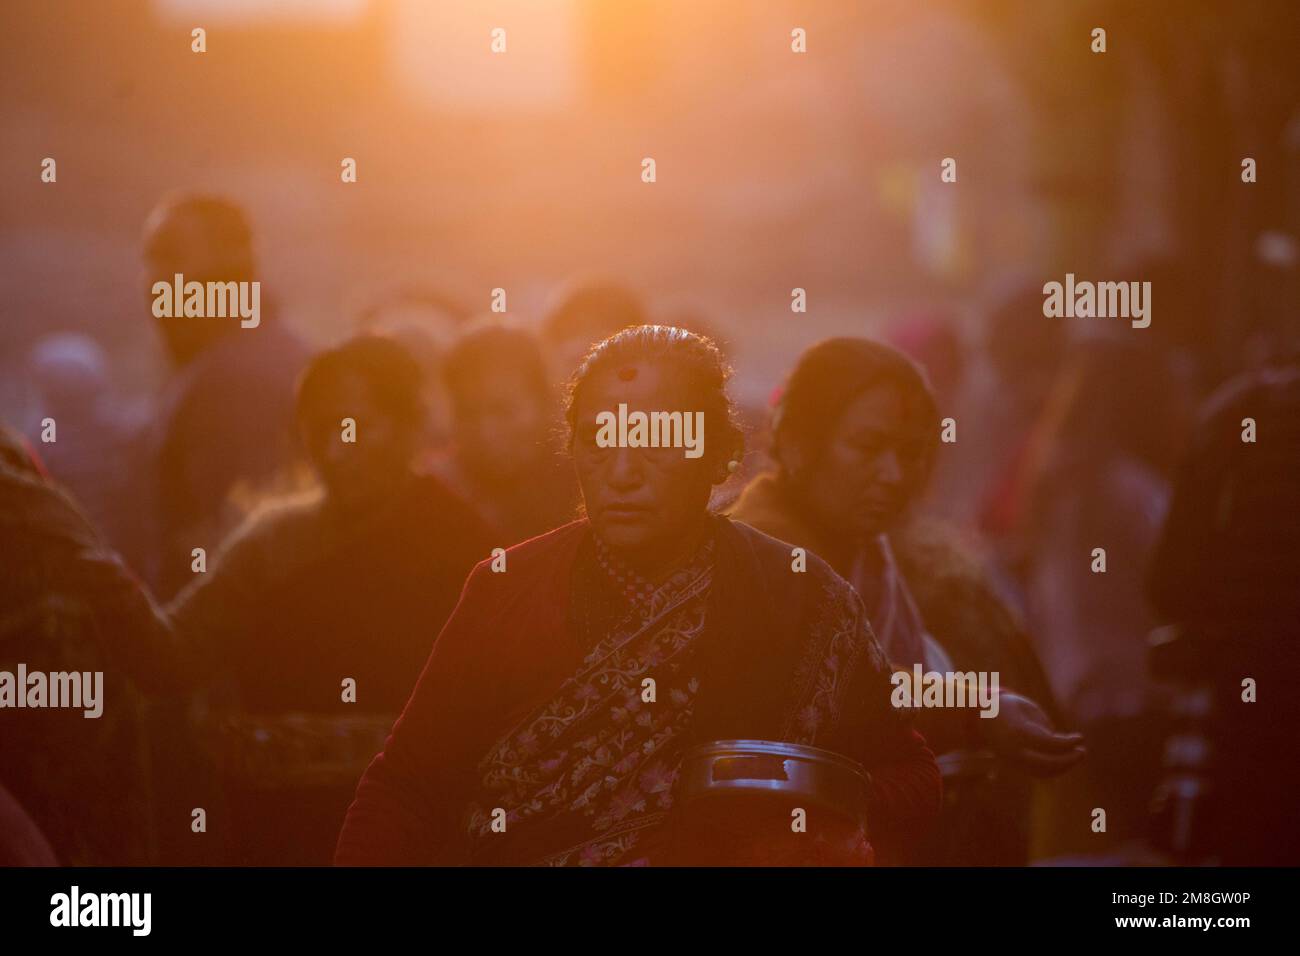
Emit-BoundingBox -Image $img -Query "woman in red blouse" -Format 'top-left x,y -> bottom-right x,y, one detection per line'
336,326 -> 940,866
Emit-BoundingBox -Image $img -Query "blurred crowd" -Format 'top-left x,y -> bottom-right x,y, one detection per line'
2,192 -> 1297,866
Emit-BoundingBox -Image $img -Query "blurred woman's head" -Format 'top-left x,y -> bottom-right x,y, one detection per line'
773,338 -> 939,541
296,335 -> 424,508
566,325 -> 742,569
542,279 -> 648,385
442,321 -> 554,486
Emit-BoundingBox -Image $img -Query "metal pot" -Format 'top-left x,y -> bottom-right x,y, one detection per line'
667,739 -> 873,865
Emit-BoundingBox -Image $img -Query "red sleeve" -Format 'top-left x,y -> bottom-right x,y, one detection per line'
335,563 -> 497,866
840,596 -> 943,862
864,726 -> 942,863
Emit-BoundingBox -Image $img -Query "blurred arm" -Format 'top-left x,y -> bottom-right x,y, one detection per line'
335,563 -> 495,866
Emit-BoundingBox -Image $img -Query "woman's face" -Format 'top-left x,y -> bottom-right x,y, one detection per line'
301,373 -> 416,509
451,365 -> 551,485
572,361 -> 719,569
788,383 -> 930,541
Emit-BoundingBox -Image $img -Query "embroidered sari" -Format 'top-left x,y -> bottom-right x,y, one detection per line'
336,516 -> 940,866
465,534 -> 716,865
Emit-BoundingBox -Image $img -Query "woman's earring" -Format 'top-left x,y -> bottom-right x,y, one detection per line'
726,459 -> 740,474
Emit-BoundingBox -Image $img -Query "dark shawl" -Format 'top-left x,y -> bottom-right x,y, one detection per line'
336,516 -> 939,865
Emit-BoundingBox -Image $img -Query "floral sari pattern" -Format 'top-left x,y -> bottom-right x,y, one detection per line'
783,577 -> 894,744
462,529 -> 894,866
465,538 -> 715,865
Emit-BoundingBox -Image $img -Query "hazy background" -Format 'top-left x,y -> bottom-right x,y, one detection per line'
2,0 -> 1297,412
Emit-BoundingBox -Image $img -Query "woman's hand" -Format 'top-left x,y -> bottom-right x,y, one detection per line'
981,692 -> 1086,777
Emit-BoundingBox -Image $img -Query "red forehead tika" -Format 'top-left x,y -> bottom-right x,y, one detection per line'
617,366 -> 638,381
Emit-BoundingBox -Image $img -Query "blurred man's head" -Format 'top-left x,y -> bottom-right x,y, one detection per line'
442,321 -> 555,486
295,336 -> 424,509
142,194 -> 256,366
540,279 -> 648,384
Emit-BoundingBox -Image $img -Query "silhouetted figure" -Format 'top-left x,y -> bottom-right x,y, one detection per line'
25,332 -> 151,563
169,336 -> 492,865
440,321 -> 578,546
141,193 -> 308,598
977,284 -> 1070,559
357,284 -> 473,467
1012,338 -> 1191,857
0,426 -> 171,865
1145,362 -> 1300,865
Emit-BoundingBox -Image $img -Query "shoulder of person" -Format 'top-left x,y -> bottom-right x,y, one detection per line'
724,515 -> 853,605
459,519 -> 588,592
893,516 -> 991,595
892,515 -> 1034,642
214,488 -> 325,563
724,473 -> 811,548
409,473 -> 491,529
0,462 -> 96,541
